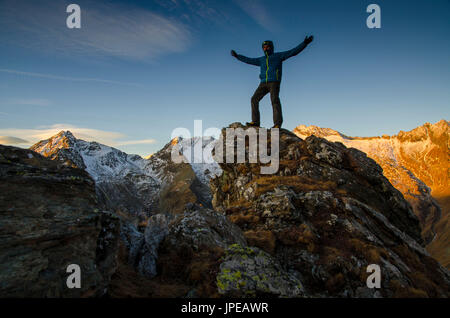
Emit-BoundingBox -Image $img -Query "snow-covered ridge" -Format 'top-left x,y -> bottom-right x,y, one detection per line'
30,130 -> 224,216
293,120 -> 448,193
175,136 -> 223,185
30,130 -> 223,188
31,130 -> 159,183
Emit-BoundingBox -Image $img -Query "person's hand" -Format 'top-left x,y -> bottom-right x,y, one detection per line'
231,50 -> 238,58
304,35 -> 314,45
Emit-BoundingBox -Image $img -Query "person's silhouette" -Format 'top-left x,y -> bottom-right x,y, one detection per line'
231,36 -> 314,128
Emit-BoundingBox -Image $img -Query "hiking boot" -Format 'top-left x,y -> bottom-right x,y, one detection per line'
246,121 -> 260,127
271,124 -> 281,129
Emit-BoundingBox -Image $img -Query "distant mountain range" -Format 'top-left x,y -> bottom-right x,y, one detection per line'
30,130 -> 221,221
1,119 -> 449,297
294,119 -> 449,268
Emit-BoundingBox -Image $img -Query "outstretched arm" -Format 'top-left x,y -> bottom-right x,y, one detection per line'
279,35 -> 314,61
231,50 -> 260,66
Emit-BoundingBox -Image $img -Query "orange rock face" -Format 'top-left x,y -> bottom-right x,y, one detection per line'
294,120 -> 449,268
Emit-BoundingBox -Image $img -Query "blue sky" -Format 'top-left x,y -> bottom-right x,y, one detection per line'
0,0 -> 449,156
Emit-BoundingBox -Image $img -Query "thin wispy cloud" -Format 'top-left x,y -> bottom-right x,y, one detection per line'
0,136 -> 29,145
233,0 -> 280,32
0,69 -> 143,87
0,124 -> 157,149
7,98 -> 52,107
117,139 -> 157,146
0,0 -> 192,61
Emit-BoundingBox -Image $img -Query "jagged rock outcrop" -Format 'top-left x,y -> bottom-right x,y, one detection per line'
156,204 -> 247,297
0,145 -> 119,297
120,214 -> 170,278
163,203 -> 247,250
110,204 -> 246,297
148,136 -> 221,214
210,123 -> 450,297
127,204 -> 246,278
293,119 -> 449,268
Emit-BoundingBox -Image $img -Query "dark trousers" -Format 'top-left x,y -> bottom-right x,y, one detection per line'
251,81 -> 283,126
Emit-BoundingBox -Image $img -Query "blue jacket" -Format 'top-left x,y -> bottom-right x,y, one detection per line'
236,41 -> 308,83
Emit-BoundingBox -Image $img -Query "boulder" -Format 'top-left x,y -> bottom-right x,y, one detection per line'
0,145 -> 119,297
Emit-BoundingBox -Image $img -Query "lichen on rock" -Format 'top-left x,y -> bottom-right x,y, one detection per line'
217,244 -> 305,298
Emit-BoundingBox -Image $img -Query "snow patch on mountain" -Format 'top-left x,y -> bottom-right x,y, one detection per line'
176,136 -> 223,185
31,131 -> 223,207
31,131 -> 160,183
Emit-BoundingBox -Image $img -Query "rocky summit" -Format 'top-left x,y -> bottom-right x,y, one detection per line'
208,123 -> 449,297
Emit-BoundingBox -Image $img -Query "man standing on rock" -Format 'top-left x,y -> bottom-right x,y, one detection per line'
231,36 -> 314,129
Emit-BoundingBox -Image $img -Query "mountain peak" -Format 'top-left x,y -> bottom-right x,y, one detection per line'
423,119 -> 448,129
56,130 -> 75,138
170,136 -> 180,146
50,130 -> 77,145
436,119 -> 449,126
293,124 -> 349,139
396,119 -> 449,142
29,129 -> 78,159
429,119 -> 449,133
